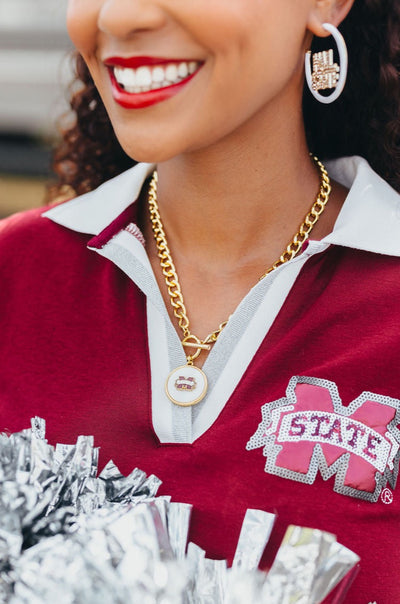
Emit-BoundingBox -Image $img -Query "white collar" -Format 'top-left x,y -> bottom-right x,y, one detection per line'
323,156 -> 400,256
43,162 -> 155,235
43,156 -> 400,257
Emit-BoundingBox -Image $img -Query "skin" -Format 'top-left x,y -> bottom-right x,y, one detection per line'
67,0 -> 355,357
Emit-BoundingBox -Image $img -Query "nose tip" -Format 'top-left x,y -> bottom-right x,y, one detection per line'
98,0 -> 166,39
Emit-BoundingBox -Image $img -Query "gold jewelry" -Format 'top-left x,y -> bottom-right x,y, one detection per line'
258,156 -> 331,279
148,155 -> 331,407
311,50 -> 340,92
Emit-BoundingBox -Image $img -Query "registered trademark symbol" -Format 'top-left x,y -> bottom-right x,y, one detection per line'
381,488 -> 394,505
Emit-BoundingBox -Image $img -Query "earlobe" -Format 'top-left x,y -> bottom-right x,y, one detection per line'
307,12 -> 331,38
307,0 -> 355,38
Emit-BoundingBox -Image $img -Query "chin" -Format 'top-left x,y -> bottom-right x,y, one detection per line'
123,146 -> 179,165
114,121 -> 224,164
117,135 -> 186,165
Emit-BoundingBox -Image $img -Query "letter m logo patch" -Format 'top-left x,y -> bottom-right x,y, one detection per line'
246,376 -> 400,502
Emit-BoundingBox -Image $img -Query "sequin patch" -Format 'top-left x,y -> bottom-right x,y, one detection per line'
246,376 -> 400,502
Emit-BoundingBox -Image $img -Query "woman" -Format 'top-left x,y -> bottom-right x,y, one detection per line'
1,0 -> 400,601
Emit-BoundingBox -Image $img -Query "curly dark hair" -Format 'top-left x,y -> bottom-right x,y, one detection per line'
51,0 -> 400,198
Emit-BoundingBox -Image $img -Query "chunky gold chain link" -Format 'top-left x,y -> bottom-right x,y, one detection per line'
148,155 -> 331,361
258,156 -> 331,279
148,173 -> 190,337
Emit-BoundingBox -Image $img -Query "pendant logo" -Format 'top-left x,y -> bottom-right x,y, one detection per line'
174,376 -> 197,392
247,376 -> 400,502
165,365 -> 208,407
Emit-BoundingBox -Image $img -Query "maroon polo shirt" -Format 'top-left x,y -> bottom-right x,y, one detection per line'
1,205 -> 400,603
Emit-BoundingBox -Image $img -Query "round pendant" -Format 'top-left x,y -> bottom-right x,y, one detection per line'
165,365 -> 208,407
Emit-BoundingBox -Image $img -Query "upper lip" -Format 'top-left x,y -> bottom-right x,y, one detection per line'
104,56 -> 202,68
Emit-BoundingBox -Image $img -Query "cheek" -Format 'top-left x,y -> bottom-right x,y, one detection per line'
66,0 -> 99,56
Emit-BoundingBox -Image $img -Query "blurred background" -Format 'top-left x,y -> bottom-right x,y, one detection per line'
0,0 -> 73,217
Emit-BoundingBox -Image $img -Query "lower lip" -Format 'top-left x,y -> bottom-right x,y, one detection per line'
108,68 -> 200,109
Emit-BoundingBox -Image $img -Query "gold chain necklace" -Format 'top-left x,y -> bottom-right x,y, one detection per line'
148,155 -> 331,407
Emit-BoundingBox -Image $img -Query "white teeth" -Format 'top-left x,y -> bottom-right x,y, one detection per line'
124,69 -> 136,88
152,66 -> 165,83
136,66 -> 152,87
124,85 -> 140,93
165,64 -> 178,82
113,60 -> 200,94
114,66 -> 124,82
178,62 -> 189,78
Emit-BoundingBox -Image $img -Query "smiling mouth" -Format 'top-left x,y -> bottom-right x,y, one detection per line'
110,60 -> 201,94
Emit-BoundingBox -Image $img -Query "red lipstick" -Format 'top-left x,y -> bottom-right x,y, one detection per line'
106,56 -> 184,68
105,56 -> 202,110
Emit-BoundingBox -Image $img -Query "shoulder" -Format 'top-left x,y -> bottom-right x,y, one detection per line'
0,204 -> 92,293
0,204 -> 90,260
0,204 -> 87,250
0,205 -> 45,240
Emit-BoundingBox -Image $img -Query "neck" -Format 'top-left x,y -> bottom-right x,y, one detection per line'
141,97 -> 347,344
146,100 -> 327,273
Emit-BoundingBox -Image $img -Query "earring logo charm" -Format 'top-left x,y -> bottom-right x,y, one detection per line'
311,49 -> 340,92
